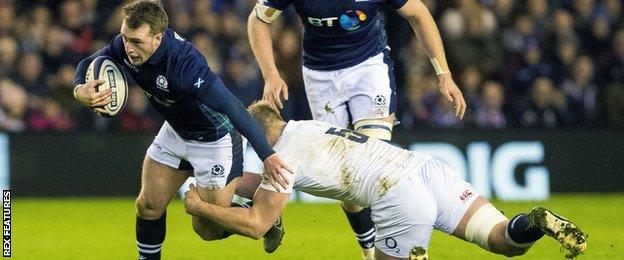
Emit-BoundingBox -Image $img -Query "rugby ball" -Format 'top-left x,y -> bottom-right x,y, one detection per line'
85,56 -> 128,117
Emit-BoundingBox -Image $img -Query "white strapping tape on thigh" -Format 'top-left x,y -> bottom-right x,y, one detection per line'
354,119 -> 393,141
254,3 -> 282,24
465,203 -> 508,250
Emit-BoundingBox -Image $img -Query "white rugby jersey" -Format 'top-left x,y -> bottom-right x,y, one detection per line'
259,120 -> 431,206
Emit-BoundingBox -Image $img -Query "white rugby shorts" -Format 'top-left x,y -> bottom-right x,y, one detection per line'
303,48 -> 397,128
146,122 -> 243,189
371,158 -> 479,258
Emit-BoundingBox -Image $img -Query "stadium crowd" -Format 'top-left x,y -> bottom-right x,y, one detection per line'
1,0 -> 624,133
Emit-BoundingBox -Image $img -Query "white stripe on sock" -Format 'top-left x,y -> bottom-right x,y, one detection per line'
356,228 -> 375,238
137,241 -> 163,249
138,247 -> 162,254
357,232 -> 376,242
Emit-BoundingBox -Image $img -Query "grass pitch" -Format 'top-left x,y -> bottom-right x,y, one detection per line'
14,194 -> 623,259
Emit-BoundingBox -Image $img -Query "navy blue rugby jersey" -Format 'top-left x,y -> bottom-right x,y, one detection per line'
261,0 -> 408,70
74,29 -> 274,160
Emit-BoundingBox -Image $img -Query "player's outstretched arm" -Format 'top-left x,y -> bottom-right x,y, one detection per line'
247,10 -> 288,109
184,184 -> 289,239
397,0 -> 467,119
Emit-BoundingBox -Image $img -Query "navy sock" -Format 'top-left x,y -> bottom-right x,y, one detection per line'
219,201 -> 255,239
136,212 -> 166,260
506,214 -> 544,245
343,207 -> 375,249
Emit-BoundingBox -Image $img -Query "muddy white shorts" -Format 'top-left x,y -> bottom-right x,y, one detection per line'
302,48 -> 397,128
146,122 -> 243,189
371,158 -> 479,257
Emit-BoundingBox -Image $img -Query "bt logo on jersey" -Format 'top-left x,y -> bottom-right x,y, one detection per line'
340,10 -> 367,31
308,10 -> 367,31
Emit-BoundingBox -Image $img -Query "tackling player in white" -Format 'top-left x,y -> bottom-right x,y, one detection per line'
184,101 -> 587,259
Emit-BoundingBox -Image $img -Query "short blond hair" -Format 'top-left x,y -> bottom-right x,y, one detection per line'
248,101 -> 283,134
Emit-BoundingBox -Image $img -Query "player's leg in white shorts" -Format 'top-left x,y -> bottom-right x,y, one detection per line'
371,158 -> 481,259
303,48 -> 397,131
342,48 -> 397,131
146,121 -> 244,240
370,167 -> 437,259
420,158 -> 521,256
426,158 -> 587,258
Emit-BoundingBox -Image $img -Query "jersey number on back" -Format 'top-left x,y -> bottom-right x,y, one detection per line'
325,127 -> 368,143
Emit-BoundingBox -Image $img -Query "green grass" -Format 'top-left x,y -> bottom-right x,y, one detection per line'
13,194 -> 624,259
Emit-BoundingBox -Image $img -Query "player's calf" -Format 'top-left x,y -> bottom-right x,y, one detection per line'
342,204 -> 376,259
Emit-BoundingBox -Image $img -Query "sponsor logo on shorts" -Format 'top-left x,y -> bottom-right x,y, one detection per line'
152,142 -> 162,150
385,237 -> 397,248
211,164 -> 226,176
459,189 -> 473,202
374,95 -> 387,106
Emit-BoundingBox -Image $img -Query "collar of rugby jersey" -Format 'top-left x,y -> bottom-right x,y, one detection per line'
146,28 -> 172,65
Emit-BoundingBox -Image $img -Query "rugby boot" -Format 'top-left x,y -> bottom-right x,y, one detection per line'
263,215 -> 285,253
528,207 -> 587,259
409,246 -> 428,260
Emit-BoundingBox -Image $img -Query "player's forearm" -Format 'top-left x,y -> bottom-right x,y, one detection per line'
191,202 -> 269,239
199,77 -> 275,160
400,0 -> 450,75
74,51 -> 104,87
247,14 -> 280,79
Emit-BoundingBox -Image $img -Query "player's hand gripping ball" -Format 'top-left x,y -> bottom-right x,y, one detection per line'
85,56 -> 128,117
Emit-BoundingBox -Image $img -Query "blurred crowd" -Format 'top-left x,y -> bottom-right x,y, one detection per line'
1,0 -> 623,133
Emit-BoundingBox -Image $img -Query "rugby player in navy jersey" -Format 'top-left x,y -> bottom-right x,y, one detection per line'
246,0 -> 466,258
72,1 -> 290,259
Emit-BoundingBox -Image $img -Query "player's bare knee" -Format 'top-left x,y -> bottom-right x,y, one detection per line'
135,196 -> 166,219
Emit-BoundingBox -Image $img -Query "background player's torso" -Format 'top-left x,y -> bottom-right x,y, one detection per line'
275,120 -> 431,206
291,0 -> 390,70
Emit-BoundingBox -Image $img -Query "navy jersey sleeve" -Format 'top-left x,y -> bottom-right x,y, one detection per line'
73,35 -> 125,86
386,0 -> 408,9
176,54 -> 276,161
260,0 -> 293,10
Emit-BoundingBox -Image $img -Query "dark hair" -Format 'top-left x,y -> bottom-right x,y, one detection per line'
122,0 -> 168,35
